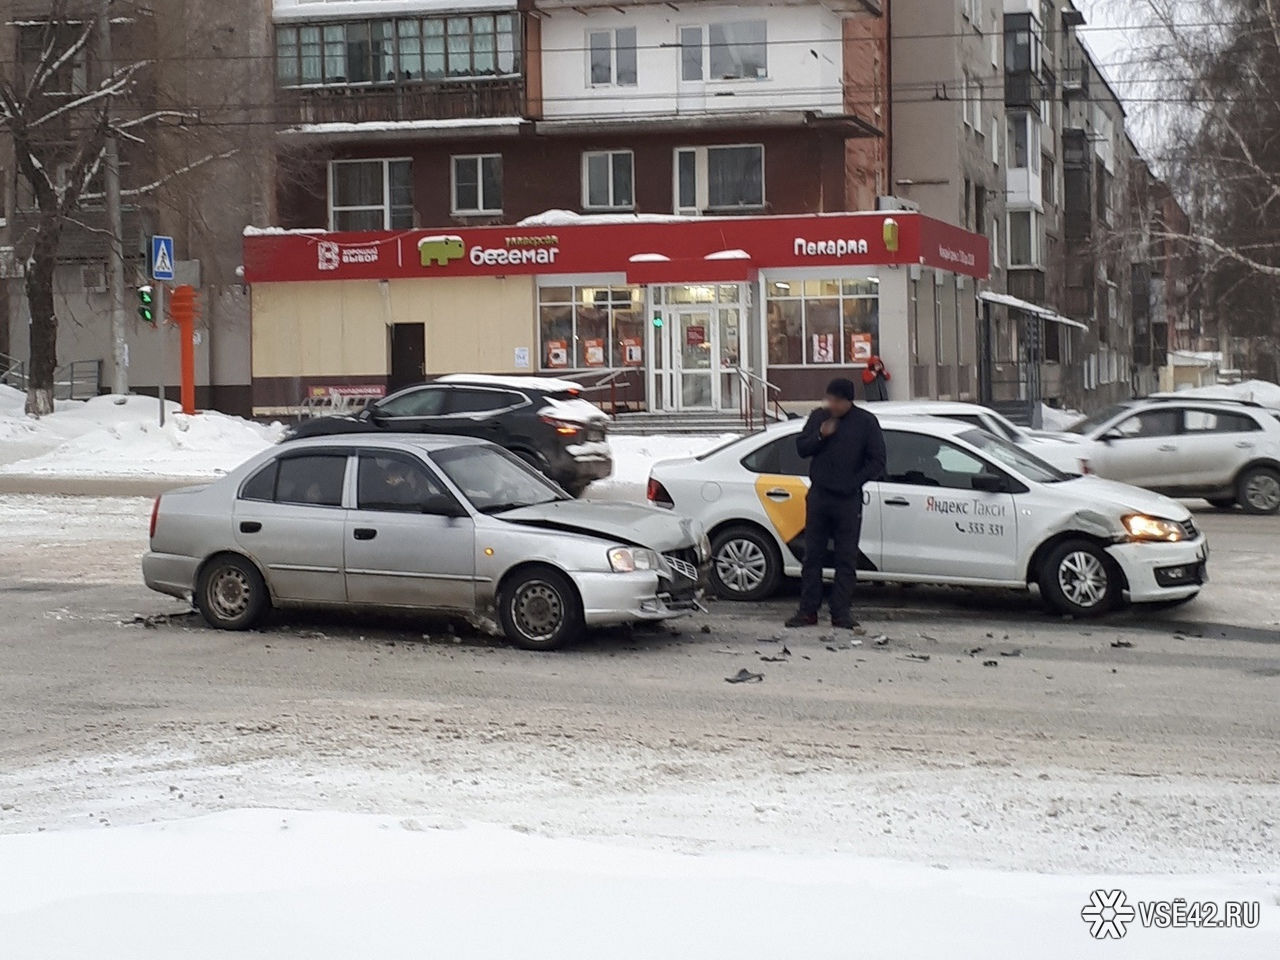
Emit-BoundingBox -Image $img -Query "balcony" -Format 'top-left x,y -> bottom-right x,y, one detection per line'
1005,70 -> 1046,108
277,78 -> 528,129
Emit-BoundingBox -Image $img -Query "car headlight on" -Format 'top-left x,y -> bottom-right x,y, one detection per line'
1122,514 -> 1185,542
607,546 -> 660,573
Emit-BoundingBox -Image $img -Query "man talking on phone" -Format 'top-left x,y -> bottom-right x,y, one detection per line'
786,378 -> 886,630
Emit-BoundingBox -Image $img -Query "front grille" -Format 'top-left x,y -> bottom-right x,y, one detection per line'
664,554 -> 699,582
586,424 -> 607,442
1179,519 -> 1198,540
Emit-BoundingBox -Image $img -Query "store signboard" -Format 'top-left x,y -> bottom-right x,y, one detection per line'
244,212 -> 990,285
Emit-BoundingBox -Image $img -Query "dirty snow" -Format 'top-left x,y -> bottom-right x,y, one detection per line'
0,392 -> 282,478
1161,379 -> 1280,409
436,372 -> 585,392
0,810 -> 1274,960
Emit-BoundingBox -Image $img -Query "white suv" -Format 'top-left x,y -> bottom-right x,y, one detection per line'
1041,398 -> 1280,514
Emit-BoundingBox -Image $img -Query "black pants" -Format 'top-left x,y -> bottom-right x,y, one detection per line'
798,487 -> 863,620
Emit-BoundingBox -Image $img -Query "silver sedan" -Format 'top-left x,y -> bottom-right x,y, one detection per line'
143,435 -> 708,650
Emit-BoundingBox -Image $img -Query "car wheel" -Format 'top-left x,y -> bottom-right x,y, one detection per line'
1039,539 -> 1119,617
498,567 -> 583,651
1208,498 -> 1237,510
1237,466 -> 1280,515
709,525 -> 782,601
196,554 -> 268,630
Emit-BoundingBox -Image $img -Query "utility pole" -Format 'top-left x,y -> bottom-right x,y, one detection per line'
99,0 -> 128,395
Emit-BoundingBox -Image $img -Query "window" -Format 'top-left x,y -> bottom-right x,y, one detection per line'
275,455 -> 348,507
1006,112 -> 1040,170
539,285 -> 643,369
1042,154 -> 1056,207
673,144 -> 764,213
765,278 -> 879,367
1183,410 -> 1261,434
357,453 -> 448,513
18,25 -> 86,94
275,13 -> 518,87
240,462 -> 278,502
431,445 -> 562,514
447,388 -> 522,414
1008,210 -> 1042,267
583,151 -> 634,210
588,27 -> 637,86
452,154 -> 502,214
375,387 -> 447,418
741,436 -> 809,477
329,159 -> 413,231
1113,409 -> 1180,439
1004,15 -> 1041,75
680,21 -> 767,82
884,432 -> 992,491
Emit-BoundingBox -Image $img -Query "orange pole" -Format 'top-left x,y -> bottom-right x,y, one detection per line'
179,314 -> 195,414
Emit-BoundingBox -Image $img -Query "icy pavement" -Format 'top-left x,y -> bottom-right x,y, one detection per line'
0,810 -> 1274,960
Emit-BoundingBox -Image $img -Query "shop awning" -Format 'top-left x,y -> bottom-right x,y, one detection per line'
978,291 -> 1088,331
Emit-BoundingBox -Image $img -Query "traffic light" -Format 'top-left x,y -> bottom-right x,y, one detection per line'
169,285 -> 196,328
137,285 -> 155,325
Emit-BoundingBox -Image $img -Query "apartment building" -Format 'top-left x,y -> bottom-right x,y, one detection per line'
890,0 -> 1005,406
249,0 -> 1000,415
0,0 -> 272,414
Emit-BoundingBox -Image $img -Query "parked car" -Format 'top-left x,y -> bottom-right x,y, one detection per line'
647,417 -> 1208,617
282,375 -> 611,497
866,400 -> 1079,466
1035,397 -> 1280,514
143,435 -> 708,650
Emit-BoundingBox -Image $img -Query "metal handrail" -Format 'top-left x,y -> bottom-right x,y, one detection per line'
0,352 -> 25,390
571,368 -> 633,417
732,365 -> 787,431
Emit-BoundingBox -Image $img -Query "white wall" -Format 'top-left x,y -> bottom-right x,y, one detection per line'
540,3 -> 844,120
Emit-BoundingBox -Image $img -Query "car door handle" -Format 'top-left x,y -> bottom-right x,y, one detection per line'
884,497 -> 910,507
239,521 -> 262,534
1158,444 -> 1177,452
1235,441 -> 1255,449
353,528 -> 377,541
765,488 -> 791,501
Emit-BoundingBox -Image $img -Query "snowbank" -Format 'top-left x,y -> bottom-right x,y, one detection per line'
0,394 -> 281,478
1040,404 -> 1084,432
1161,379 -> 1280,409
0,810 -> 1274,960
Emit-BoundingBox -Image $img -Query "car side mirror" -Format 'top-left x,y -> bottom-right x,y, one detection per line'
367,407 -> 387,425
1100,429 -> 1122,443
971,473 -> 1008,494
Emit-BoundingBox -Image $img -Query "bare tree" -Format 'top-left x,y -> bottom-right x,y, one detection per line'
0,0 -> 245,415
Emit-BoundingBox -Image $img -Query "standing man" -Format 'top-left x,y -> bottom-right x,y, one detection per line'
786,378 -> 886,629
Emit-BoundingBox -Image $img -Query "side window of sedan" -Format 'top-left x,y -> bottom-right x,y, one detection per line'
1112,409 -> 1180,439
884,431 -> 988,490
1183,409 -> 1261,434
274,455 -> 348,507
357,454 -> 453,514
377,388 -> 446,418
742,437 -> 808,476
447,388 -> 521,415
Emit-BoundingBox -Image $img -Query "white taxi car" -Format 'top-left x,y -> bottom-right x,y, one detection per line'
647,417 -> 1209,617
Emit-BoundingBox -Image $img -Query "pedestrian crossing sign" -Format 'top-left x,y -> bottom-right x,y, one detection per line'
151,235 -> 175,281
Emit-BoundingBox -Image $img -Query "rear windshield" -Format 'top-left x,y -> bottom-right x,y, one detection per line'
696,434 -> 758,461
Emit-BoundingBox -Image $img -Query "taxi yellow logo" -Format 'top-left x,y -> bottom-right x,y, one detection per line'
418,235 -> 465,267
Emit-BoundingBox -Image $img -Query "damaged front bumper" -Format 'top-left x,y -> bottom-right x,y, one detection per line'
572,570 -> 705,625
1105,537 -> 1209,603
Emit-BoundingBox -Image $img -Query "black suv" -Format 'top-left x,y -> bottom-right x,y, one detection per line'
283,377 -> 612,497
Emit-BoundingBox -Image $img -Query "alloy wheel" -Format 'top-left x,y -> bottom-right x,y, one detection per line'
1057,550 -> 1108,609
715,538 -> 768,593
1244,473 -> 1280,513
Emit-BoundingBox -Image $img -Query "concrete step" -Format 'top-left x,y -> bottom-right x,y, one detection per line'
607,412 -> 757,436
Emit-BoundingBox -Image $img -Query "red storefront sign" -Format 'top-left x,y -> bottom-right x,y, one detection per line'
243,212 -> 990,285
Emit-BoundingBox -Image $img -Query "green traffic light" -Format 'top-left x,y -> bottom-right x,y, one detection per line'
652,313 -> 664,328
137,285 -> 155,324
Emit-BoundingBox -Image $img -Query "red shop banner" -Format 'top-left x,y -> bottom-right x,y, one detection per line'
243,212 -> 990,286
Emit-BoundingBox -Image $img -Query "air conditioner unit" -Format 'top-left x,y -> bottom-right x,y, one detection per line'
0,247 -> 21,279
81,262 -> 107,293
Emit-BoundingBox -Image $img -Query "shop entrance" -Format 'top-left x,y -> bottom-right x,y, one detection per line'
649,285 -> 744,412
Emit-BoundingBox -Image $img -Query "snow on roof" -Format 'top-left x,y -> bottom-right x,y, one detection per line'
418,235 -> 464,246
273,1 -> 516,21
704,249 -> 751,260
518,210 -> 700,227
243,226 -> 327,237
285,117 -> 524,135
437,373 -> 585,392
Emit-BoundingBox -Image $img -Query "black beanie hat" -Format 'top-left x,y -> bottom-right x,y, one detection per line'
826,377 -> 857,402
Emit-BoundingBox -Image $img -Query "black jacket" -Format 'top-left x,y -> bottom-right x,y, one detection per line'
796,406 -> 887,497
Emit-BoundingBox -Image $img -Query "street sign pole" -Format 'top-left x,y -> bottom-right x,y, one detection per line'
157,282 -> 166,428
150,236 -> 176,428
